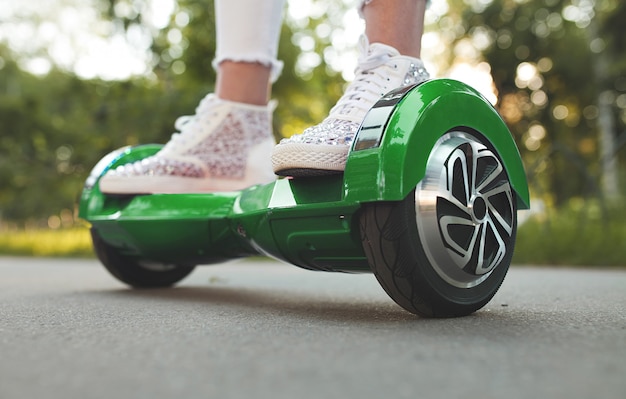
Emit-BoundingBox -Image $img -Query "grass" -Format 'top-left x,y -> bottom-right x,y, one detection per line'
0,227 -> 94,258
513,200 -> 626,267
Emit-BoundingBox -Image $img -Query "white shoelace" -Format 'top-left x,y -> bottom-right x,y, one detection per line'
328,41 -> 401,123
161,94 -> 220,154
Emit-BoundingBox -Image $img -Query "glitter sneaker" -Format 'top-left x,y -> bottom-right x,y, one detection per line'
271,37 -> 430,176
99,95 -> 276,194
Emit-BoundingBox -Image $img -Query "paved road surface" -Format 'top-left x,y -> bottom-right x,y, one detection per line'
1,257 -> 624,399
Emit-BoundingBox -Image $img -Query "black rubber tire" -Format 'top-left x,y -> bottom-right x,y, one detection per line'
360,192 -> 516,318
91,228 -> 195,288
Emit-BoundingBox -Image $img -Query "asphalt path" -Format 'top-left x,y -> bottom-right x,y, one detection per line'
1,257 -> 624,399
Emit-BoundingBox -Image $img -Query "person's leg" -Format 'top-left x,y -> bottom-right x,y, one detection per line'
100,0 -> 285,194
362,0 -> 426,58
214,0 -> 284,104
272,0 -> 430,176
216,61 -> 272,105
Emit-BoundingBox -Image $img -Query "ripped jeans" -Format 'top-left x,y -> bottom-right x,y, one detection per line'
213,0 -> 429,82
214,0 -> 286,82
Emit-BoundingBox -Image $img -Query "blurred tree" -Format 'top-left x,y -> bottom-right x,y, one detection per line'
0,44 -> 189,224
0,0 -> 351,225
440,0 -> 625,206
98,0 -> 350,140
592,0 -> 626,202
3,0 -> 623,226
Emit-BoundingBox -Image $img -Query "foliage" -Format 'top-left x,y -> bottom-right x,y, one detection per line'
99,0 -> 350,139
0,47 -> 204,224
0,0 -> 348,226
440,0 -> 626,206
0,0 -> 624,248
513,199 -> 626,266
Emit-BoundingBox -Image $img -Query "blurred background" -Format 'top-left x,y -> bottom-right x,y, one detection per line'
0,0 -> 624,265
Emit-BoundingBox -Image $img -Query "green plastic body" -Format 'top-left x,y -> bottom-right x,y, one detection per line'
79,79 -> 529,273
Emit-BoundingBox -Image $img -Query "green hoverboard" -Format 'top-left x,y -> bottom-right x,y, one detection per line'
79,79 -> 530,317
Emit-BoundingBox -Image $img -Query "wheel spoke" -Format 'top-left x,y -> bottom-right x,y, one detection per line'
471,144 -> 479,194
480,180 -> 510,198
447,147 -> 471,206
475,151 -> 503,192
484,182 -> 514,235
440,215 -> 479,262
475,223 -> 487,273
476,218 -> 508,274
440,188 -> 469,214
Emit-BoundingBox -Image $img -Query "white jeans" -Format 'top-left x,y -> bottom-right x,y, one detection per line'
213,0 -> 428,82
214,0 -> 286,83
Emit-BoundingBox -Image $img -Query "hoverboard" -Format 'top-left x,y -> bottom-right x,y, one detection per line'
79,79 -> 530,317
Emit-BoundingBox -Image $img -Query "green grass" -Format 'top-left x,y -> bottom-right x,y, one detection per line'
0,227 -> 94,258
513,200 -> 626,267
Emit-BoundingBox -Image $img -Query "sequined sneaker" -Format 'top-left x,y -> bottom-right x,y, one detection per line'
271,38 -> 430,176
99,95 -> 276,194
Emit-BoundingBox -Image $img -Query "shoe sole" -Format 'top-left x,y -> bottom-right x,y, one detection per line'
271,143 -> 348,177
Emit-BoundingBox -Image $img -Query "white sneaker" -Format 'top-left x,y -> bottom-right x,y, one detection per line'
99,95 -> 276,194
271,37 -> 430,176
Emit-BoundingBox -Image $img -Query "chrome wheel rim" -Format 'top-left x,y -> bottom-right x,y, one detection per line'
416,131 -> 515,288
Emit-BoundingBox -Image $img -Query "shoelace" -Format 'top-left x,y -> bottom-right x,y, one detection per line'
328,43 -> 400,122
162,94 -> 220,153
328,66 -> 394,121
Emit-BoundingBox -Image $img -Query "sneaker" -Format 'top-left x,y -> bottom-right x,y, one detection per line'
99,94 -> 276,194
271,37 -> 430,176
